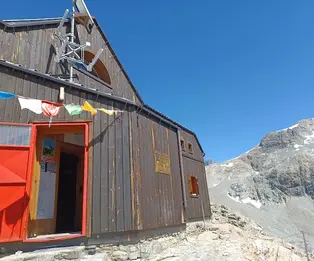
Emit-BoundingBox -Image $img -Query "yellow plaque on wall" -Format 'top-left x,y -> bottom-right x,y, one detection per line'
155,151 -> 171,175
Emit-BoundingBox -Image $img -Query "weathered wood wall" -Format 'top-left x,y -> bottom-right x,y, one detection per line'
130,112 -> 184,230
0,22 -> 140,103
0,65 -> 134,234
0,18 -> 210,235
75,24 -> 139,103
183,157 -> 211,220
180,131 -> 211,220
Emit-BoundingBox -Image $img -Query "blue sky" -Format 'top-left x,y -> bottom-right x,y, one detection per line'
1,1 -> 314,162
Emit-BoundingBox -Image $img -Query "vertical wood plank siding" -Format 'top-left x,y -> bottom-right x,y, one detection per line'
0,67 -> 133,234
130,114 -> 184,230
0,23 -> 140,104
180,131 -> 211,220
180,131 -> 204,162
0,20 -> 210,236
182,157 -> 211,220
131,111 -> 143,230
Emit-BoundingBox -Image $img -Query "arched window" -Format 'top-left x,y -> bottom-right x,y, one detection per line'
82,50 -> 111,85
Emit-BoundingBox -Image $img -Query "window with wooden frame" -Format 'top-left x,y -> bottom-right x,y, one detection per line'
180,138 -> 185,151
188,142 -> 193,154
188,176 -> 200,197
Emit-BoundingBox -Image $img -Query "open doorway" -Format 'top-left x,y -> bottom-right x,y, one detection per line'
56,152 -> 80,233
27,125 -> 86,240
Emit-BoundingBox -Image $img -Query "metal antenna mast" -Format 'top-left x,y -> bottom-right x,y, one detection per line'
53,0 -> 103,82
69,0 -> 75,83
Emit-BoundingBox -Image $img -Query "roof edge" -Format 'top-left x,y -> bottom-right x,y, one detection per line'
92,19 -> 143,104
0,17 -> 69,28
0,17 -> 144,104
143,104 -> 205,155
0,60 -> 204,155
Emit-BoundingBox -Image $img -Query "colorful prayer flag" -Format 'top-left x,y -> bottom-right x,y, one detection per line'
0,91 -> 16,99
18,97 -> 43,114
81,101 -> 97,116
96,108 -> 114,116
64,104 -> 82,116
41,100 -> 62,117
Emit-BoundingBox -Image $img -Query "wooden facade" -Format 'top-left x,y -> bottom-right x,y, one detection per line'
0,15 -> 211,250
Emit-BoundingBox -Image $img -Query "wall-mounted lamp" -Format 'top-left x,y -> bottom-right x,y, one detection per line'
59,86 -> 65,102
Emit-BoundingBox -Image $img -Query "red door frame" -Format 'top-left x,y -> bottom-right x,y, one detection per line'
20,122 -> 89,243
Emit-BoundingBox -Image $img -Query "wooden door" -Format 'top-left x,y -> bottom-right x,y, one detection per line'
28,133 -> 61,238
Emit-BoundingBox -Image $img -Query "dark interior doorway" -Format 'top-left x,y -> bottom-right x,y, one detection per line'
56,152 -> 79,233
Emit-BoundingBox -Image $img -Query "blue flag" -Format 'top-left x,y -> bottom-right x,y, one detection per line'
0,91 -> 15,99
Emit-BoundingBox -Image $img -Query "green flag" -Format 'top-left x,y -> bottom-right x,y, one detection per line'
64,104 -> 82,116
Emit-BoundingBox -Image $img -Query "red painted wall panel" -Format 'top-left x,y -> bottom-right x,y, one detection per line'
0,147 -> 30,243
0,147 -> 30,180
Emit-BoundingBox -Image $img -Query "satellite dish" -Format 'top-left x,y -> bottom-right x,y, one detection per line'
74,0 -> 94,34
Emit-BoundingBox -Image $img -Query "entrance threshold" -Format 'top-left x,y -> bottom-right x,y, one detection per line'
28,232 -> 81,240
24,232 -> 83,243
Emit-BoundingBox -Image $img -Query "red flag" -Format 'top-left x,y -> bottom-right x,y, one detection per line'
41,100 -> 62,117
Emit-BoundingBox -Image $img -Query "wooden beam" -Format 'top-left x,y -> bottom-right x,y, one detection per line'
86,122 -> 93,237
177,130 -> 187,223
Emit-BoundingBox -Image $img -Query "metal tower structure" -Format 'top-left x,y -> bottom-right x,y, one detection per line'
53,0 -> 103,82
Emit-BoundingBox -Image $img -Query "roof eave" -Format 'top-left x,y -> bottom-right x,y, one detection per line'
92,19 -> 144,105
143,104 -> 205,155
0,17 -> 70,28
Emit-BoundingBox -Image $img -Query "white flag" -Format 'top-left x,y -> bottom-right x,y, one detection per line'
18,97 -> 43,114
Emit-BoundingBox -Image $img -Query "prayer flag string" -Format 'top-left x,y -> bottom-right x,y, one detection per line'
0,91 -> 120,121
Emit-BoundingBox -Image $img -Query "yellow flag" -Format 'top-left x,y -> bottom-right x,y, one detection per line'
97,108 -> 114,116
81,101 -> 97,116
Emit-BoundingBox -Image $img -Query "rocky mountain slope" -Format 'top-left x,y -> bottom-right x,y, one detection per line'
204,159 -> 214,166
206,118 -> 314,249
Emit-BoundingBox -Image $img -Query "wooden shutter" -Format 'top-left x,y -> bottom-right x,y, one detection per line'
192,177 -> 200,195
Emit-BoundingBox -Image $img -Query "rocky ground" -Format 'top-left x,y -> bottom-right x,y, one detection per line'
1,204 -> 309,261
144,204 -> 308,261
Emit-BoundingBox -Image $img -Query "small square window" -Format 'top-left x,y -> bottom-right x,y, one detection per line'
188,176 -> 200,197
188,143 -> 193,154
180,139 -> 185,151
